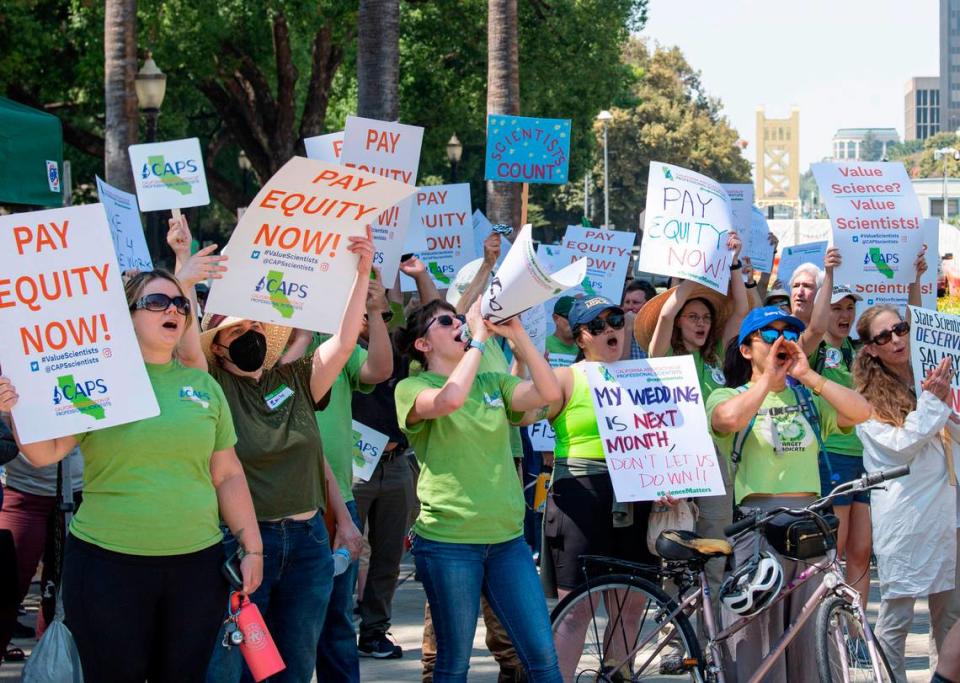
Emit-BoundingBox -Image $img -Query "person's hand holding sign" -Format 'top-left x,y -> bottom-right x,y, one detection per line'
482,232 -> 501,267
915,244 -> 929,284
349,226 -> 375,278
0,377 -> 18,413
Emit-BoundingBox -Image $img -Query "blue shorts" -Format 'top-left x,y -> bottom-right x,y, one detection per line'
819,451 -> 869,505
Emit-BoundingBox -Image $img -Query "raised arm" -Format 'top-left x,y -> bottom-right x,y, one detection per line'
648,279 -> 696,357
399,257 -> 442,306
798,247 -> 839,356
723,232 -> 750,344
490,317 -> 562,412
359,269 -> 393,384
0,378 -> 76,466
908,244 -> 928,309
309,229 -> 374,403
456,232 -> 501,314
786,340 -> 870,428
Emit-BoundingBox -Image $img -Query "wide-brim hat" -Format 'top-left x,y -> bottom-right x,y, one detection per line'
446,257 -> 486,308
199,313 -> 293,370
634,284 -> 731,353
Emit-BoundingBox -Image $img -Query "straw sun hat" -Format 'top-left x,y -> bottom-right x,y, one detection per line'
634,284 -> 731,354
199,313 -> 293,370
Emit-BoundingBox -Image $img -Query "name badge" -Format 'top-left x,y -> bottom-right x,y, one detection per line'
265,384 -> 294,410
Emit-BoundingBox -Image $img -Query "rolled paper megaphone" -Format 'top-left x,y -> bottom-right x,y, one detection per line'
231,592 -> 285,681
480,225 -> 587,324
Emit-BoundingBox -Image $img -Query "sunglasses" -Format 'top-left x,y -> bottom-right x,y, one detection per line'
582,312 -> 626,335
423,313 -> 465,335
364,310 -> 395,324
755,326 -> 801,344
869,321 -> 910,346
130,293 -> 191,316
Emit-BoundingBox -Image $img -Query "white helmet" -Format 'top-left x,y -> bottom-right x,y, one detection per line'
718,551 -> 784,617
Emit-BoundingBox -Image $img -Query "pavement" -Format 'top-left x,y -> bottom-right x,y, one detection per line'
0,557 -> 939,681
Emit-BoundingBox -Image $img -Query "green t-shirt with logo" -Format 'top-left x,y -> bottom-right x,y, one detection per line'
478,340 -> 524,458
211,356 -> 327,520
312,343 -> 375,502
707,385 -> 850,504
808,340 -> 863,457
396,371 -> 525,544
545,334 -> 579,366
668,340 -> 726,402
70,361 -> 236,556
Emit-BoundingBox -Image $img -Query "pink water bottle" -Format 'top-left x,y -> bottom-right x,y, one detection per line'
231,592 -> 285,681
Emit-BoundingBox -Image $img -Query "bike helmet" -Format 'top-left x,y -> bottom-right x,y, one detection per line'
718,551 -> 784,617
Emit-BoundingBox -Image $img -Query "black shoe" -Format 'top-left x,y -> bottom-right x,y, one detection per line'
358,632 -> 402,659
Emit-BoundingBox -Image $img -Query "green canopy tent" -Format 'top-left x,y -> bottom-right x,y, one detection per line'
0,97 -> 64,207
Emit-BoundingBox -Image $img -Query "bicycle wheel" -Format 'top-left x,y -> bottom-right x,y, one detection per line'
816,596 -> 895,682
551,573 -> 704,682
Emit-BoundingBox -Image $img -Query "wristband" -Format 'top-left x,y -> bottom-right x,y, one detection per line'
467,339 -> 486,354
811,376 -> 828,396
745,281 -> 757,289
729,261 -> 742,271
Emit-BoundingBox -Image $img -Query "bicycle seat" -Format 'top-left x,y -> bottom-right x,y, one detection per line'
656,530 -> 733,562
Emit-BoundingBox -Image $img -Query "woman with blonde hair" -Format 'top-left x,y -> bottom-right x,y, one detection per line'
853,303 -> 960,682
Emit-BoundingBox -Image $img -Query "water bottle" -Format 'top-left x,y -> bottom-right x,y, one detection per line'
231,592 -> 285,681
332,547 -> 352,576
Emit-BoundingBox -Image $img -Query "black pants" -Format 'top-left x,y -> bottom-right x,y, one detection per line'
62,534 -> 227,683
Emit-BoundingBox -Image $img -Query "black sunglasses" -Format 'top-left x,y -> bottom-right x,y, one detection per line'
869,321 -> 910,346
364,310 -> 394,324
423,313 -> 465,335
130,293 -> 191,316
581,312 -> 626,335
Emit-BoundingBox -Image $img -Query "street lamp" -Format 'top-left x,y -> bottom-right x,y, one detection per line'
135,51 -> 167,143
446,134 -> 463,183
934,131 -> 960,222
597,110 -> 613,229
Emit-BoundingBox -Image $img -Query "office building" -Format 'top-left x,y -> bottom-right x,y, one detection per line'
830,128 -> 900,161
905,77 -> 941,140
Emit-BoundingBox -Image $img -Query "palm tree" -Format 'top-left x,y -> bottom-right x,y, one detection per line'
357,0 -> 399,120
486,0 -> 520,227
103,0 -> 138,192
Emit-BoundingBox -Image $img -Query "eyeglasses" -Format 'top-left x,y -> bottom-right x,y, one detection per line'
755,326 -> 801,344
583,313 -> 626,335
423,313 -> 465,335
364,310 -> 395,324
680,313 -> 713,326
869,321 -> 910,346
130,293 -> 191,316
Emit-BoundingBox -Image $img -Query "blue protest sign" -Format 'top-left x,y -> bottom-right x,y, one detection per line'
484,115 -> 571,185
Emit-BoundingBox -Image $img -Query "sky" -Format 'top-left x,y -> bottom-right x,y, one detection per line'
641,0 -> 939,175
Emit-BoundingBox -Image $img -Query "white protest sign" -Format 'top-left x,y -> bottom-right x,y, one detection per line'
205,157 -> 417,332
561,226 -> 635,304
584,357 -> 724,502
776,241 -> 827,286
520,303 -> 548,355
472,209 -> 509,269
528,420 -> 556,452
304,131 -> 344,163
745,207 -> 775,273
481,225 -> 587,323
128,137 -> 210,211
341,116 -> 423,284
812,161 -> 924,305
720,183 -> 754,235
351,420 -> 390,482
95,176 -> 153,272
400,184 -> 474,292
639,162 -> 734,294
856,218 -> 937,313
536,244 -> 573,336
0,205 -> 159,443
909,306 -> 960,414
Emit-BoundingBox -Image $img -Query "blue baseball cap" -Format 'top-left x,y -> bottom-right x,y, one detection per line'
737,306 -> 806,346
568,296 -> 624,328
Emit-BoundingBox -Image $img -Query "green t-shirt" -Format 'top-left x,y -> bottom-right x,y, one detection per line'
396,371 -> 525,544
71,361 -> 236,556
210,357 -> 327,520
707,385 -> 849,504
545,334 -> 579,365
808,340 -> 863,457
668,340 -> 726,402
313,344 -> 375,502
478,340 -> 524,458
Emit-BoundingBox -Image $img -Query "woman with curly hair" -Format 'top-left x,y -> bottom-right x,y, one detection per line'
853,304 -> 960,682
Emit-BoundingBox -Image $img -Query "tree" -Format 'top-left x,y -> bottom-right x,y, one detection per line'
357,0 -> 399,120
103,0 -> 138,192
858,131 -> 883,162
485,0 -> 521,226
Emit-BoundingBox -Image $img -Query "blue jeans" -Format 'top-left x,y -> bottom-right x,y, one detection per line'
315,500 -> 361,682
413,534 -> 561,683
206,513 -> 334,683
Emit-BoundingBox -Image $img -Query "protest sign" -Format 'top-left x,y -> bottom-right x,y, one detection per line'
399,184 -> 474,292
0,204 -> 160,443
638,162 -> 734,294
776,241 -> 827,286
561,226 -> 635,303
744,207 -> 775,273
303,131 -> 344,163
528,420 -> 556,452
204,157 -> 417,333
481,225 -> 586,323
855,218 -> 937,313
472,210 -> 510,270
341,116 -> 423,283
584,357 -> 725,502
520,303 -> 548,355
720,183 -> 754,235
910,306 -> 960,414
352,420 -> 390,482
128,137 -> 210,211
95,176 -> 153,272
484,115 -> 571,184
535,243 -> 574,336
812,162 -> 924,302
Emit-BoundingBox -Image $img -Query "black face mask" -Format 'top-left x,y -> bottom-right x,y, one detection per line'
224,329 -> 267,371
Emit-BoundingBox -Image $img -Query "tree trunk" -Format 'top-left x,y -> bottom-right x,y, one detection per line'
103,0 -> 138,192
486,0 -> 521,227
357,0 -> 399,121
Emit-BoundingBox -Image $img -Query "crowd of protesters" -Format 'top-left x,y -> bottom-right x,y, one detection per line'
0,215 -> 958,683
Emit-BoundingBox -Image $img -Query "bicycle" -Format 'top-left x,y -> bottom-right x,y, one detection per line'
549,465 -> 909,682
